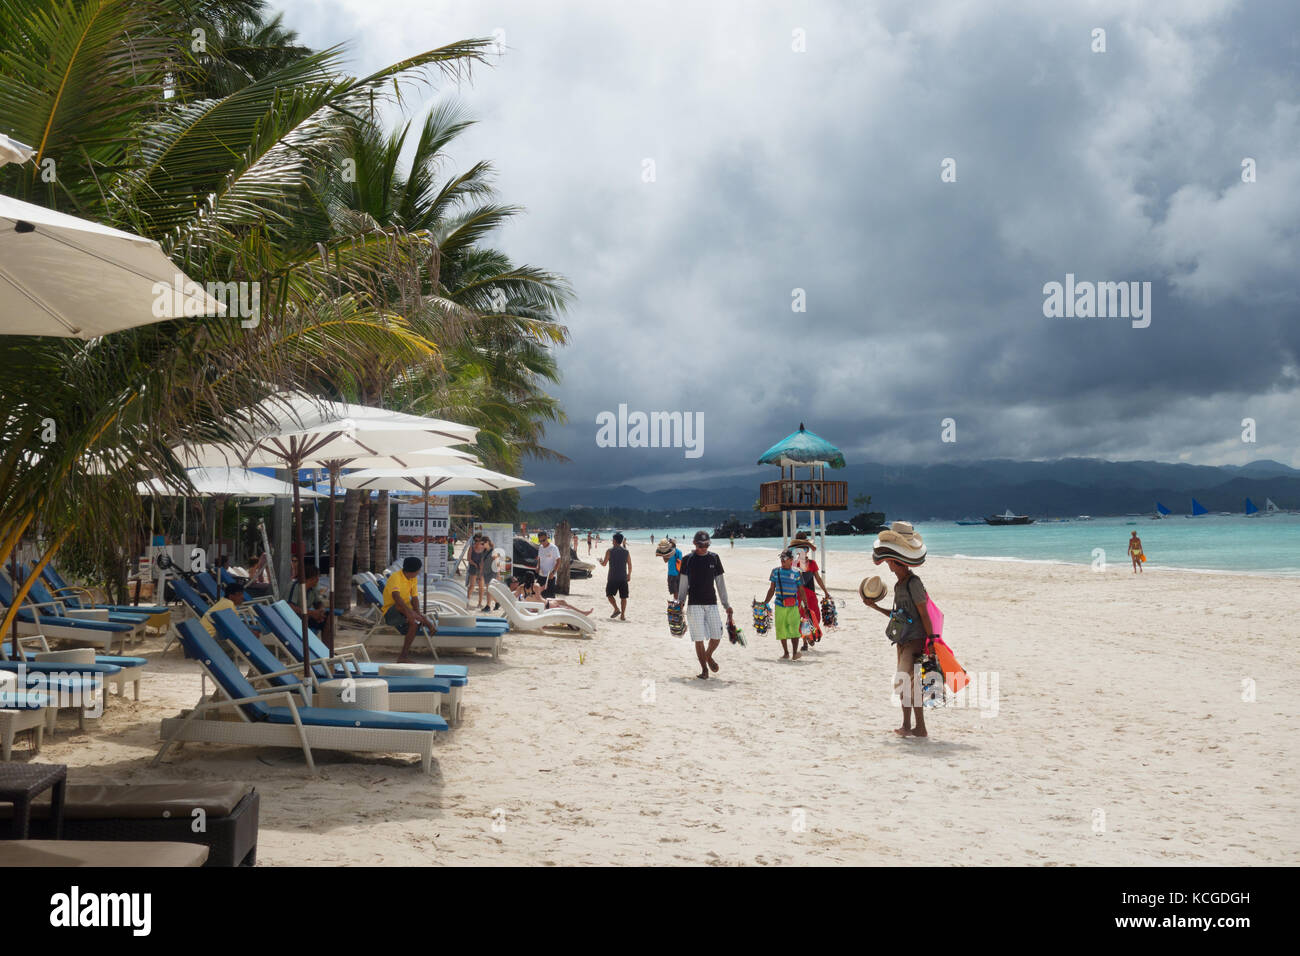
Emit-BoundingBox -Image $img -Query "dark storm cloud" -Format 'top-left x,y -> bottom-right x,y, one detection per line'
280,0 -> 1300,487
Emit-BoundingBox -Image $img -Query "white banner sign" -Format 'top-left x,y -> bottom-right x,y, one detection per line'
396,497 -> 450,587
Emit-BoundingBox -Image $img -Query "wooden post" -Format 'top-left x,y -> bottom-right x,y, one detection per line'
555,519 -> 571,595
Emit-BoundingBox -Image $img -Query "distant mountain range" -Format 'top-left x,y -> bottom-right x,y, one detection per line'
519,458 -> 1300,519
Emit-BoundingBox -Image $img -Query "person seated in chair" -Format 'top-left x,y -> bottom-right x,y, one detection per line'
200,582 -> 248,638
289,561 -> 329,630
384,556 -> 438,663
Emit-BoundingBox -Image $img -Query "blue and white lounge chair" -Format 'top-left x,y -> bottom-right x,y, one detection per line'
0,664 -> 104,731
0,575 -> 137,656
22,569 -> 153,630
212,609 -> 451,717
0,632 -> 146,701
40,564 -> 170,622
252,606 -> 467,723
154,620 -> 447,774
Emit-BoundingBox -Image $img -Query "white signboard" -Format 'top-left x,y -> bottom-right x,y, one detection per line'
473,522 -> 515,575
396,497 -> 450,587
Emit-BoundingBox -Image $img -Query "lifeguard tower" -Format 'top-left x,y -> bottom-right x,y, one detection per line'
756,424 -> 847,575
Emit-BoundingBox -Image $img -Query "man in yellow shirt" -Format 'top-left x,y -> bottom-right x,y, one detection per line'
384,557 -> 437,662
200,583 -> 246,638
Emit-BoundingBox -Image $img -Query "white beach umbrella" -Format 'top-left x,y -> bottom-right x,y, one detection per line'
136,467 -> 323,572
172,397 -> 478,666
0,193 -> 224,337
135,467 -> 325,498
341,464 -> 533,614
0,134 -> 34,166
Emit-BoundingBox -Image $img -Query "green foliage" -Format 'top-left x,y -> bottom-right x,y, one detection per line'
0,0 -> 567,598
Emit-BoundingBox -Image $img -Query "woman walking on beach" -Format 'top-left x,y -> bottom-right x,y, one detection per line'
677,531 -> 733,679
465,534 -> 485,606
479,536 -> 499,610
860,522 -> 933,738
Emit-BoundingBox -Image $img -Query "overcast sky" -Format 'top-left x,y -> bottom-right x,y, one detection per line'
278,0 -> 1300,490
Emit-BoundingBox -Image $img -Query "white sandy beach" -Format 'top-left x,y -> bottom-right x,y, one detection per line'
24,545 -> 1299,866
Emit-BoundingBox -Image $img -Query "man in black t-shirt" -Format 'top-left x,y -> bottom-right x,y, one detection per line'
676,531 -> 733,679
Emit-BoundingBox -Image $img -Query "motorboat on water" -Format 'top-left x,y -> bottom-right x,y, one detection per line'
985,509 -> 1034,526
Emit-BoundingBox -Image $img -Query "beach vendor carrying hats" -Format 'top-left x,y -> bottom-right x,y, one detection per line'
656,537 -> 683,595
677,531 -> 733,679
859,521 -> 935,738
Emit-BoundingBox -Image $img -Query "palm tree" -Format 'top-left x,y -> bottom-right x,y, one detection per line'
0,0 -> 496,626
316,103 -> 572,601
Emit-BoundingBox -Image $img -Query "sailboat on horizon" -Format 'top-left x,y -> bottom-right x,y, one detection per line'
1245,498 -> 1259,517
1263,497 -> 1281,517
1152,501 -> 1171,519
1187,498 -> 1209,518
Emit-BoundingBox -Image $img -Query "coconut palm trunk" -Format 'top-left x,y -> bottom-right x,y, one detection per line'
372,491 -> 391,569
332,488 -> 362,611
356,496 -> 371,574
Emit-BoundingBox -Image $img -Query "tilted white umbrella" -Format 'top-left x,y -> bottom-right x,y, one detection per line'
341,464 -> 533,614
0,134 -> 34,167
0,193 -> 223,337
135,466 -> 325,498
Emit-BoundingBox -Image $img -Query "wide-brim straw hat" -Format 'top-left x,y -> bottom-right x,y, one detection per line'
859,575 -> 887,602
788,532 -> 815,551
871,520 -> 926,565
655,539 -> 676,556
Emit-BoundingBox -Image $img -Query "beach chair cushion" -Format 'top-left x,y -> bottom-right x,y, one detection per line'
0,668 -> 101,694
0,691 -> 50,709
31,652 -> 147,668
1,659 -> 121,676
263,705 -> 446,731
196,571 -> 221,600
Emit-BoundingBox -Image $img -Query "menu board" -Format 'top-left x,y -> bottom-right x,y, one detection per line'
395,496 -> 450,586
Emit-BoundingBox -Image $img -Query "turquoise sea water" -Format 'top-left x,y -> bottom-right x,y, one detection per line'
631,515 -> 1300,576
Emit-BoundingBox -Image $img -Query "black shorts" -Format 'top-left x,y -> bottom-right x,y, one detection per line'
667,576 -> 679,595
540,578 -> 557,599
606,580 -> 629,599
383,606 -> 409,630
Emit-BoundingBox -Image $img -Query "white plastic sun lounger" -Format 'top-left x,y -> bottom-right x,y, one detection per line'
487,581 -> 596,636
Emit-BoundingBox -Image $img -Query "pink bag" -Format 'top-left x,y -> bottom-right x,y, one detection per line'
924,594 -> 943,639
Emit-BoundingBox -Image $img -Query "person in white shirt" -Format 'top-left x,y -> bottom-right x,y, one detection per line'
535,530 -> 562,598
